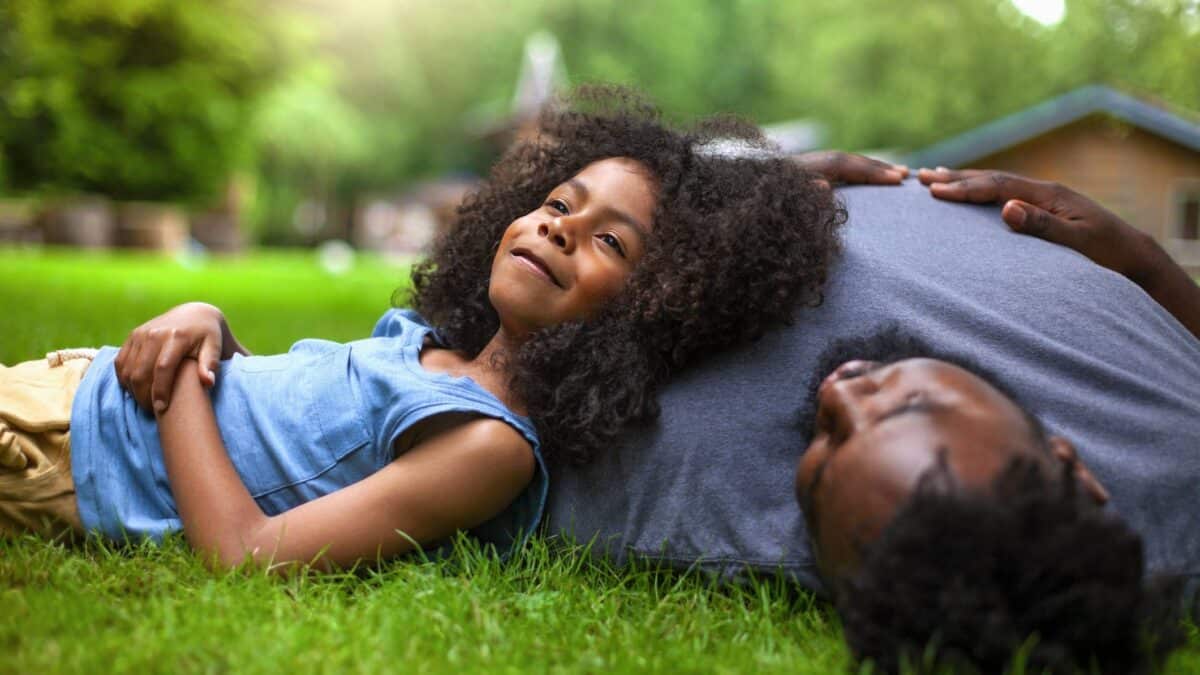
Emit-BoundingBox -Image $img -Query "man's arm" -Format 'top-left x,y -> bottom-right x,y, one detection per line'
919,168 -> 1200,340
1130,247 -> 1200,341
156,363 -> 535,571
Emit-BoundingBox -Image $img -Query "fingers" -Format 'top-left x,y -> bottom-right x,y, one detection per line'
917,167 -> 985,185
922,168 -> 1055,205
843,156 -> 907,184
196,337 -> 221,389
114,335 -> 132,390
1001,199 -> 1076,248
796,151 -> 907,185
115,304 -> 233,411
150,332 -> 193,413
127,335 -> 157,411
834,154 -> 907,184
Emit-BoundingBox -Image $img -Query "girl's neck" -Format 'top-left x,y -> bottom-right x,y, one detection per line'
422,328 -> 526,414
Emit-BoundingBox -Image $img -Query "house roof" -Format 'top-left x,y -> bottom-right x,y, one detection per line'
906,85 -> 1200,168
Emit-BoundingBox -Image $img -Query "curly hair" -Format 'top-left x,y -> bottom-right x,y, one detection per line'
837,457 -> 1184,675
403,85 -> 843,465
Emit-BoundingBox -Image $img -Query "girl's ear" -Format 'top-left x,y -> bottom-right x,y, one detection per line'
1048,435 -> 1110,505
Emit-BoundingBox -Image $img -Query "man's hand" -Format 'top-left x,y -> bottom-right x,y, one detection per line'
114,302 -> 247,413
793,151 -> 908,186
919,167 -> 1200,340
918,167 -> 1160,283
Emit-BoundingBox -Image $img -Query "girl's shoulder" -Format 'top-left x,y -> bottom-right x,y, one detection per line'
370,308 -> 438,342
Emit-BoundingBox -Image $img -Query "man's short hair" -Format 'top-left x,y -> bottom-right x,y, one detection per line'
836,456 -> 1184,674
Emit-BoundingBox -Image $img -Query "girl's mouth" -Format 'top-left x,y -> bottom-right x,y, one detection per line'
511,248 -> 563,287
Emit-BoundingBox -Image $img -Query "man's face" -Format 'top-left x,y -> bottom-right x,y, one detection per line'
795,353 -> 1109,583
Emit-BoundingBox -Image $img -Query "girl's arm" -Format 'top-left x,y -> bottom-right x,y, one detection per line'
157,362 -> 535,571
116,302 -> 251,413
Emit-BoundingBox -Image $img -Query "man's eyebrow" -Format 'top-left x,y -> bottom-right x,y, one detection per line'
565,178 -> 651,239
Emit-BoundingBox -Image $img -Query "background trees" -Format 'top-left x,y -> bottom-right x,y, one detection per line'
1,0 -> 1196,242
0,0 -> 290,202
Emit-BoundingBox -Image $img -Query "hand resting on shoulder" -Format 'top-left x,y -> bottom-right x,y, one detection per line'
793,151 -> 908,186
919,167 -> 1200,340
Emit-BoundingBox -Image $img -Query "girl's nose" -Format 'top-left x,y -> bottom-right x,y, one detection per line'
538,218 -> 575,252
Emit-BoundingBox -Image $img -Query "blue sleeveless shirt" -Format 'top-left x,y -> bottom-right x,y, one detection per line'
69,309 -> 548,556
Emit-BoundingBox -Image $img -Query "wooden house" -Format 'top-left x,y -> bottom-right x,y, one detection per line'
908,86 -> 1200,275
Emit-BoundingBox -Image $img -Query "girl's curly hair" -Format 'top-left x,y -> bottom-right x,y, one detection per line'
404,85 -> 843,464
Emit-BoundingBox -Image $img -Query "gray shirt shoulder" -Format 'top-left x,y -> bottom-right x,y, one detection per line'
545,180 -> 1200,590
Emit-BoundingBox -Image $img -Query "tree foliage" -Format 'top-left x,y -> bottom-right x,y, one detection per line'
0,0 -> 289,201
0,0 -> 1197,237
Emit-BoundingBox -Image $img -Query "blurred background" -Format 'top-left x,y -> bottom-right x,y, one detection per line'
0,0 -> 1198,270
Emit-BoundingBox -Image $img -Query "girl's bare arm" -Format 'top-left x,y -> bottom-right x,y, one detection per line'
156,362 -> 535,571
116,302 -> 251,413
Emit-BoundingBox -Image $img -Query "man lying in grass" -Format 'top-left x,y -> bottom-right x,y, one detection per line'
795,172 -> 1200,674
547,170 -> 1200,672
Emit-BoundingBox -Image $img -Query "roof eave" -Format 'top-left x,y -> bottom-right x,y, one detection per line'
906,85 -> 1200,168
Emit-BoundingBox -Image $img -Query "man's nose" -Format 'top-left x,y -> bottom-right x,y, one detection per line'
822,372 -> 880,432
538,217 -> 576,253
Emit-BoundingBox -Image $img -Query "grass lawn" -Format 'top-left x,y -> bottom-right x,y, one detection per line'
1,246 -> 1197,674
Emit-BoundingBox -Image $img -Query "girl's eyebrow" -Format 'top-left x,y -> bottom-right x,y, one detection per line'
565,178 -> 650,240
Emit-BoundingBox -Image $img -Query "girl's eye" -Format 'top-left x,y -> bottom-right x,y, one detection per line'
547,199 -> 569,215
598,233 -> 625,257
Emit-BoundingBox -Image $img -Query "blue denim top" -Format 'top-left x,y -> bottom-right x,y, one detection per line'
69,309 -> 547,556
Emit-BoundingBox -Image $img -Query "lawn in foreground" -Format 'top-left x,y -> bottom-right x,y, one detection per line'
0,247 -> 1196,674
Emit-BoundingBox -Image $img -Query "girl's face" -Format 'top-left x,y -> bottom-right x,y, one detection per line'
489,157 -> 657,336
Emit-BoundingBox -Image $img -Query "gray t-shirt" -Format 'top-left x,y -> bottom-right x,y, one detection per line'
544,180 -> 1200,593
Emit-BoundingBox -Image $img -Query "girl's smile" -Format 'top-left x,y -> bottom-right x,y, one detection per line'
509,247 -> 563,287
488,157 -> 657,337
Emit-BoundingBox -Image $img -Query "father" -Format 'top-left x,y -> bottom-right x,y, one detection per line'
544,169 -> 1200,598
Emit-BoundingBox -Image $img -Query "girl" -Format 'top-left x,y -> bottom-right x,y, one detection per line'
1,87 -> 846,571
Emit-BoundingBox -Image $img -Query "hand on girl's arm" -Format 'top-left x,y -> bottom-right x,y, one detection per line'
919,168 -> 1200,340
157,364 -> 535,571
116,302 -> 250,413
791,151 -> 908,185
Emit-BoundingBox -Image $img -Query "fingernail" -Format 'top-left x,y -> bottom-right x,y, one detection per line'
895,164 -> 909,173
154,400 -> 166,413
936,166 -> 949,172
1008,203 -> 1027,226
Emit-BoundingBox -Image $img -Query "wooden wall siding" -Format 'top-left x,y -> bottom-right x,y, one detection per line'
964,114 -> 1200,274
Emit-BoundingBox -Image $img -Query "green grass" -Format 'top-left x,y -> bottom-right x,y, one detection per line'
1,534 -> 847,674
1,247 -> 1197,674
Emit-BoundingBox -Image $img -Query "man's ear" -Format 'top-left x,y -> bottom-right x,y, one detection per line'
1048,435 -> 1110,504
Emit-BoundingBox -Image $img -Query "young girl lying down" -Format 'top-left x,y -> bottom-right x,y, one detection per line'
0,87 -> 846,570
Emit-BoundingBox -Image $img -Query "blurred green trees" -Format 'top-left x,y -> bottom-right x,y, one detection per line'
1,0 -> 1197,241
0,0 -> 292,202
